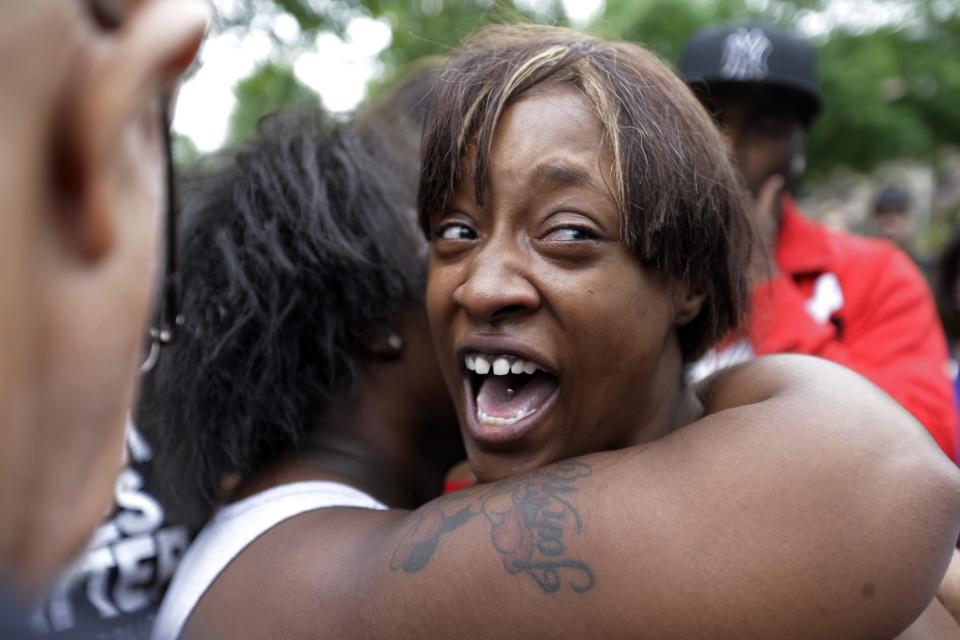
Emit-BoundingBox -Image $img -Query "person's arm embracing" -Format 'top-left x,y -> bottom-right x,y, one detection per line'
186,356 -> 960,639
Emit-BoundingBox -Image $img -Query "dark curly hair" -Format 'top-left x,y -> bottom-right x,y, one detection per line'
138,109 -> 426,524
419,24 -> 756,362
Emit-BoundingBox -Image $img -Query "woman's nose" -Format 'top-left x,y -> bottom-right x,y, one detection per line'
453,241 -> 540,325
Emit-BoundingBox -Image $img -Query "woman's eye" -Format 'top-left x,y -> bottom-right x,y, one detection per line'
544,226 -> 599,242
437,223 -> 477,241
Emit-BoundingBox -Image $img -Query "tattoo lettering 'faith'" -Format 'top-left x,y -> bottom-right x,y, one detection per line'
389,460 -> 595,594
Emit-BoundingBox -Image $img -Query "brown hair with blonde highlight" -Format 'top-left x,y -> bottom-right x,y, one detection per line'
419,23 -> 756,362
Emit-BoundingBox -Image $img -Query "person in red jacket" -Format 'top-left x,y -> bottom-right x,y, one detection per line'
680,22 -> 958,459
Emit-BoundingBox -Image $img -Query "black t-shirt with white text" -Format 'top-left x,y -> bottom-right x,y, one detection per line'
31,423 -> 194,639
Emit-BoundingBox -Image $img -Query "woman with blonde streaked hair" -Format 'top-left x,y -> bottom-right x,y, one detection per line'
161,25 -> 959,639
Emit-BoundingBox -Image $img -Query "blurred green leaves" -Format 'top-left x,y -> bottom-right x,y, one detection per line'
228,62 -> 321,145
215,0 -> 960,184
808,17 -> 960,181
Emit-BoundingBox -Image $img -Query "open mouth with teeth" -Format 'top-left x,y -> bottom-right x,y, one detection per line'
464,353 -> 559,432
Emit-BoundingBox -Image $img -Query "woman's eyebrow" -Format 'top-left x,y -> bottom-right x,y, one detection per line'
532,162 -> 607,195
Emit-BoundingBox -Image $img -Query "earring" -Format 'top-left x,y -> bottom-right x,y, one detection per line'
387,333 -> 403,352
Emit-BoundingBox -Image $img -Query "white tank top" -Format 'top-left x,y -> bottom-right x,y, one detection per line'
151,481 -> 386,640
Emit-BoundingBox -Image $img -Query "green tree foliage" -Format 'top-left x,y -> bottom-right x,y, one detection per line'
172,132 -> 201,169
373,1 -> 552,71
218,0 -> 564,50
598,0 -> 960,181
227,62 -> 321,145
214,0 -> 960,183
219,1 -> 563,145
596,0 -> 758,64
809,10 -> 960,180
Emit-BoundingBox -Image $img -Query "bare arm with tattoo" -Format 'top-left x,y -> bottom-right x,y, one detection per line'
185,355 -> 960,639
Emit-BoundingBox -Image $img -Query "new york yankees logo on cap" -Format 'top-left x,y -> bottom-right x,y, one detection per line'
720,27 -> 773,81
680,22 -> 822,124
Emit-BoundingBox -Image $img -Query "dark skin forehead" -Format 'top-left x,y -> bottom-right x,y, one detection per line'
448,85 -> 618,219
482,88 -> 618,216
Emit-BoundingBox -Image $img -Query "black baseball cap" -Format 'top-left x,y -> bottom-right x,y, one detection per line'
873,184 -> 911,212
680,22 -> 822,124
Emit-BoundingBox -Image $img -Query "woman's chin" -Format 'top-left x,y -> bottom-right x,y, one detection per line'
463,438 -> 563,483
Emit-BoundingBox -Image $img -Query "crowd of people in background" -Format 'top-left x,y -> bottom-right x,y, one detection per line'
3,2 -> 960,639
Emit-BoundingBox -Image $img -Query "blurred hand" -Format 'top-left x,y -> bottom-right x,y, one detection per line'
748,174 -> 785,287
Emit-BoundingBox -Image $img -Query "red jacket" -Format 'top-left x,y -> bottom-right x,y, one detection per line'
749,196 -> 958,459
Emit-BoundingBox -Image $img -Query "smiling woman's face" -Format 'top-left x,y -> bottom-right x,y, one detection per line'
426,88 -> 690,481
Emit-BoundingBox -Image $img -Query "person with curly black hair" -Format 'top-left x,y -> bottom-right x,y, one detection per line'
147,104 -> 465,637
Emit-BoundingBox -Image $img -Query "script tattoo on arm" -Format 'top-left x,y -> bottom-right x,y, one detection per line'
389,460 -> 595,593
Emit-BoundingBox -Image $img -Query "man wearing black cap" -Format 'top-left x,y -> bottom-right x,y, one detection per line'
681,23 -> 959,461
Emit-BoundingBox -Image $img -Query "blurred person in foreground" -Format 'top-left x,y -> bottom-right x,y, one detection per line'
157,25 -> 960,639
681,22 -> 958,460
0,0 -> 209,627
